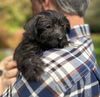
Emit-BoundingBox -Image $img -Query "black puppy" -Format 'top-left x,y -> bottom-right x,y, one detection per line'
14,10 -> 70,81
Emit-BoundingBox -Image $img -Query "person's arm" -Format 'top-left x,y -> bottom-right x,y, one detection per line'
0,56 -> 18,95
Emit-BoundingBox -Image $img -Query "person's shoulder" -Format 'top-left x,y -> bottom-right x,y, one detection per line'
42,46 -> 76,57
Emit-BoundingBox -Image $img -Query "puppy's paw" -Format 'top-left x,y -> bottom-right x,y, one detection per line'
23,58 -> 45,81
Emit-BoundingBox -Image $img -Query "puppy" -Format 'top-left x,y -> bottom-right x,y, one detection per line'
14,10 -> 70,81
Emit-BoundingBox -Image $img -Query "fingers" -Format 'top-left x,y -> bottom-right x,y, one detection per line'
4,68 -> 18,78
0,56 -> 18,94
2,77 -> 17,87
3,55 -> 13,62
0,56 -> 18,79
5,61 -> 17,70
6,77 -> 17,85
2,56 -> 18,79
0,55 -> 14,70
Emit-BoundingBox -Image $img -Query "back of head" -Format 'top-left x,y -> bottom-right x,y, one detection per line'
55,0 -> 90,17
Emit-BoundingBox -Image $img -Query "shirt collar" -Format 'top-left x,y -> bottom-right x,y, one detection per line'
68,24 -> 91,39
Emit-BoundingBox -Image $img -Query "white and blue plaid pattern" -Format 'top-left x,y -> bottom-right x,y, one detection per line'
1,24 -> 100,97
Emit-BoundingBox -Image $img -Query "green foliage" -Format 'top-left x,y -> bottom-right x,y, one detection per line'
0,0 -> 32,34
92,34 -> 100,67
0,0 -> 100,34
85,0 -> 100,32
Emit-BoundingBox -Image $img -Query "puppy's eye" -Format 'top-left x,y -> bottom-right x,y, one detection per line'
46,25 -> 52,29
63,25 -> 67,29
62,24 -> 66,29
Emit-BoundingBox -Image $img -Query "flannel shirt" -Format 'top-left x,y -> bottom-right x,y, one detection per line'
1,24 -> 100,97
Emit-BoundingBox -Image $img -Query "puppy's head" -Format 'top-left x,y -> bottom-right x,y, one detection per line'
24,10 -> 70,49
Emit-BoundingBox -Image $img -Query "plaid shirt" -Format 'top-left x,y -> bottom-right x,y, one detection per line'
1,24 -> 100,97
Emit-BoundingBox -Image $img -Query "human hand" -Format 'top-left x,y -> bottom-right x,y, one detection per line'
0,56 -> 18,95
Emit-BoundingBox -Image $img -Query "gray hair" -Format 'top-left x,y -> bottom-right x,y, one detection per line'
55,0 -> 90,16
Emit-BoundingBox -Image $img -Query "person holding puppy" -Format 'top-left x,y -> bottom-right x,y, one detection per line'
0,0 -> 100,97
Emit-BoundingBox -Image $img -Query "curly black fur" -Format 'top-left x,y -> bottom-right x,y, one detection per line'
13,10 -> 70,81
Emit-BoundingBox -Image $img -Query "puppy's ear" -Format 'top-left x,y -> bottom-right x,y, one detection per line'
24,15 -> 40,40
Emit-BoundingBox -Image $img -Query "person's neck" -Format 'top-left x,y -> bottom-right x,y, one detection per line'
64,14 -> 85,28
42,2 -> 85,28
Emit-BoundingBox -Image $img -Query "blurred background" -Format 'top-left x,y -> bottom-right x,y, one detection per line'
0,0 -> 100,67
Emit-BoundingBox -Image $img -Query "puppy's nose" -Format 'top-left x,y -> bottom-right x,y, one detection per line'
58,37 -> 63,40
55,30 -> 63,40
57,35 -> 63,41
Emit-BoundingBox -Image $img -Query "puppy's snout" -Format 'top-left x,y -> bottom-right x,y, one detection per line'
56,34 -> 64,41
54,29 -> 64,40
58,36 -> 63,40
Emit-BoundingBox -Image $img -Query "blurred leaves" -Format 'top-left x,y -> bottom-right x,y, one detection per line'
0,0 -> 32,48
0,0 -> 32,34
85,0 -> 100,32
92,34 -> 100,67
